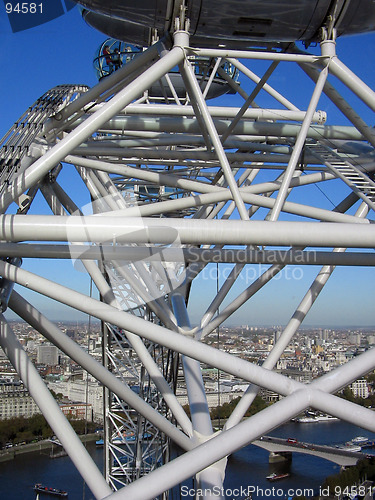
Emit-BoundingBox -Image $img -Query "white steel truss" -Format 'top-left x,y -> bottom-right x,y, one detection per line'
0,21 -> 375,500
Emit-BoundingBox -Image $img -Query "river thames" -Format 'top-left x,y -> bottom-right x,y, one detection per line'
0,420 -> 374,499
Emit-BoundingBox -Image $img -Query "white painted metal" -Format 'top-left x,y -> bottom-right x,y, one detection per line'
0,215 -> 374,246
0,18 -> 375,500
1,243 -> 375,266
0,316 -> 112,500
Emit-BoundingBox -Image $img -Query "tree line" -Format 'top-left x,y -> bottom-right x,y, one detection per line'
322,457 -> 375,491
0,413 -> 97,448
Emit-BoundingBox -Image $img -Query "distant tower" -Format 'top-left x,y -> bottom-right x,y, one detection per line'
320,329 -> 329,342
274,330 -> 282,344
349,333 -> 362,346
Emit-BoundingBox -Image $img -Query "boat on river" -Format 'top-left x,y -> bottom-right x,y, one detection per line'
295,412 -> 339,423
338,443 -> 362,452
351,436 -> 369,445
34,484 -> 68,497
266,472 -> 290,481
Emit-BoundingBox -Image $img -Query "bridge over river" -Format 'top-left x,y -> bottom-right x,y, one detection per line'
253,436 -> 368,467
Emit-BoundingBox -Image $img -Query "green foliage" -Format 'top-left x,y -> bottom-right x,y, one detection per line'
338,387 -> 374,408
0,413 -> 97,448
0,413 -> 52,448
337,370 -> 375,408
67,417 -> 97,435
210,395 -> 267,420
340,387 -> 357,403
183,395 -> 268,424
322,458 -> 375,490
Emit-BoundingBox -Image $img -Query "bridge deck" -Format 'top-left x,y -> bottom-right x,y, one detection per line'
253,436 -> 367,467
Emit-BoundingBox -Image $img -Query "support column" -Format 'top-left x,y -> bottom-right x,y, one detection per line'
171,293 -> 225,500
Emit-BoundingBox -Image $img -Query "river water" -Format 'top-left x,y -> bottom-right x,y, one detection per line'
0,420 -> 373,500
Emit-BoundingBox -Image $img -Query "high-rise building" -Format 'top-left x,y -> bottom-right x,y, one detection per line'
66,329 -> 75,339
349,333 -> 361,346
37,345 -> 59,366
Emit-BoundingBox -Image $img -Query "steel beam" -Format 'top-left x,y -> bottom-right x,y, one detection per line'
85,104 -> 326,123
8,292 -> 193,451
0,316 -> 112,500
269,64 -> 329,220
72,115 -> 365,141
1,243 -> 375,265
0,216 -> 373,247
0,41 -> 186,211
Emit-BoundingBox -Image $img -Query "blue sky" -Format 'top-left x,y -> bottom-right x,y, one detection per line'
0,6 -> 374,327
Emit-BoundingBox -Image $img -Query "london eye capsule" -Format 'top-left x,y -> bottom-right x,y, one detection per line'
94,38 -> 239,99
93,39 -> 142,80
74,0 -> 375,47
